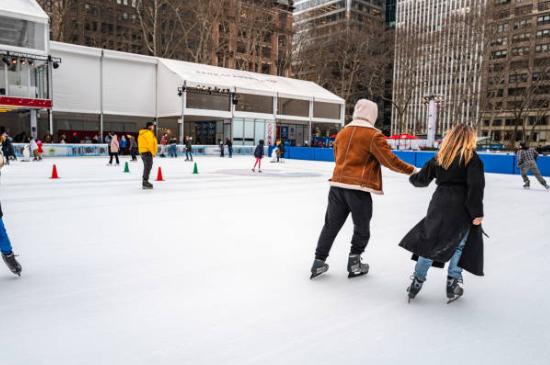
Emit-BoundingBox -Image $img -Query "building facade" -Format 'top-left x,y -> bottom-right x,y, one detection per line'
292,0 -> 387,130
391,0 -> 486,137
481,0 -> 550,146
37,0 -> 294,76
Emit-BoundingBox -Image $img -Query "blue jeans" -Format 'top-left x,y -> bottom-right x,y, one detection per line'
414,229 -> 470,282
0,218 -> 13,255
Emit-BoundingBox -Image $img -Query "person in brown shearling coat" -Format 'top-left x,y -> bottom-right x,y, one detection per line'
310,99 -> 416,279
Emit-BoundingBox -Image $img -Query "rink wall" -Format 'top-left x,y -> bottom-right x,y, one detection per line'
279,147 -> 550,176
11,144 -> 264,157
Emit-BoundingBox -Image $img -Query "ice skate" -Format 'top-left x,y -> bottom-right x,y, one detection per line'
142,180 -> 153,190
407,275 -> 424,303
523,181 -> 530,189
544,184 -> 549,190
347,254 -> 369,278
446,276 -> 464,304
2,253 -> 22,276
310,259 -> 329,279
258,169 -> 262,173
251,168 -> 255,173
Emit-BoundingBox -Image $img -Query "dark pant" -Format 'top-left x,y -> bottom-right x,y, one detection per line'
141,152 -> 153,182
109,152 -> 119,164
186,151 -> 193,161
130,147 -> 138,161
220,147 -> 224,157
315,187 -> 373,261
228,146 -> 232,158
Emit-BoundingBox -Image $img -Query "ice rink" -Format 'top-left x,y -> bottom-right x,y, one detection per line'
0,155 -> 549,365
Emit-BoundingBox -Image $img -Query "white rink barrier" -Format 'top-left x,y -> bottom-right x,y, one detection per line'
11,143 -> 265,158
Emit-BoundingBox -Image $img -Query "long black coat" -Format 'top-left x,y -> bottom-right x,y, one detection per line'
399,153 -> 485,276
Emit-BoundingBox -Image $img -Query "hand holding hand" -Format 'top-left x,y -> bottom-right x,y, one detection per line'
472,217 -> 483,226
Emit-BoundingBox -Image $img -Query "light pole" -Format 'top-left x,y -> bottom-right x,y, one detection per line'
423,95 -> 443,148
177,81 -> 187,144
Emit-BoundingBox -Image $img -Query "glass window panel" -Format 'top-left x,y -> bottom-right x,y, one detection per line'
233,118 -> 244,139
0,16 -> 46,51
235,94 -> 273,114
314,102 -> 341,119
278,98 -> 309,117
187,91 -> 230,111
255,120 -> 265,145
244,119 -> 254,138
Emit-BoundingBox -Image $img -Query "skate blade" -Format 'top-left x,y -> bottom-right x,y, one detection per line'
310,272 -> 326,279
447,296 -> 462,304
348,271 -> 368,279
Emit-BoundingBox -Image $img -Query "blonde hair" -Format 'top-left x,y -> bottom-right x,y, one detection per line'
436,124 -> 477,170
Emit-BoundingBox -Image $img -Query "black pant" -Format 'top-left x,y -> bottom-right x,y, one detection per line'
228,146 -> 232,158
141,152 -> 153,182
109,152 -> 119,164
130,147 -> 138,161
220,147 -> 224,157
315,187 -> 373,261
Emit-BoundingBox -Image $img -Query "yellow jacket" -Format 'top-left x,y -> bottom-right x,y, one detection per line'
138,129 -> 158,156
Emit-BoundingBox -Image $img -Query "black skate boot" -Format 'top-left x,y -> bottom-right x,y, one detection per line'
310,259 -> 329,279
142,180 -> 153,190
407,275 -> 424,303
446,276 -> 464,304
347,254 -> 369,278
2,253 -> 22,276
523,181 -> 530,189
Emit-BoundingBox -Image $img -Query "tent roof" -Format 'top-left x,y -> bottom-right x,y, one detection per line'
159,58 -> 344,104
0,0 -> 48,23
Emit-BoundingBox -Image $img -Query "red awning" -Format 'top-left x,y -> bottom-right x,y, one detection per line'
0,96 -> 53,110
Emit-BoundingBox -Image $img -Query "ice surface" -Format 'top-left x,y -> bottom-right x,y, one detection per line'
0,156 -> 549,365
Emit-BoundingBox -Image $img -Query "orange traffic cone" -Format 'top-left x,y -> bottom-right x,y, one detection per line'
155,166 -> 164,181
50,164 -> 59,179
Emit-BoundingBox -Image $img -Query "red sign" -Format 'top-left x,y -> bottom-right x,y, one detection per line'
0,96 -> 53,109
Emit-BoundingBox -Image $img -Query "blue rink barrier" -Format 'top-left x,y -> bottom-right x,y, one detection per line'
281,147 -> 550,176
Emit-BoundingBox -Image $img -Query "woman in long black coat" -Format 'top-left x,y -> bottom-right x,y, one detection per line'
400,124 -> 485,303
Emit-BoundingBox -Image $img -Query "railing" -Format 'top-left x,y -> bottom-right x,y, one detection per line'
11,144 -> 265,158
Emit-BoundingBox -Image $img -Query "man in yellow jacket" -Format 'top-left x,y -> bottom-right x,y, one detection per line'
137,121 -> 158,189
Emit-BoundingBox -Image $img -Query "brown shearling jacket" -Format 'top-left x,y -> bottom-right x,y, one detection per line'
329,120 -> 415,194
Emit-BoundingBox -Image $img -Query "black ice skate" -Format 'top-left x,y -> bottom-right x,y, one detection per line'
142,180 -> 153,190
407,275 -> 424,303
523,181 -> 530,189
2,253 -> 22,276
310,259 -> 329,279
347,254 -> 369,278
446,276 -> 464,304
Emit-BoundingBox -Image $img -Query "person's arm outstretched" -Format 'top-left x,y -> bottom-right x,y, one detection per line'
409,158 -> 436,187
369,132 -> 415,175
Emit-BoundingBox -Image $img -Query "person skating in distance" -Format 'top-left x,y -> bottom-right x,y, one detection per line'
138,121 -> 158,190
0,202 -> 22,276
400,124 -> 486,304
310,99 -> 415,279
252,139 -> 265,173
516,142 -> 549,190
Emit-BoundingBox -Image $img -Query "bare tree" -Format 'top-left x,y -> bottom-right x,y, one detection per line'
293,18 -> 390,121
135,0 -> 189,58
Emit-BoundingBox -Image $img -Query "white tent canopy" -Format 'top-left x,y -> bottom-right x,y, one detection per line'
50,42 -> 344,123
159,58 -> 344,104
0,0 -> 48,23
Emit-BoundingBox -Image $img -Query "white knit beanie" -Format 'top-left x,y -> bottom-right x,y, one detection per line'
352,99 -> 378,125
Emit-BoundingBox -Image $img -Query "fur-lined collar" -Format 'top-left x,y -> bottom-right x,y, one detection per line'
346,118 -> 378,130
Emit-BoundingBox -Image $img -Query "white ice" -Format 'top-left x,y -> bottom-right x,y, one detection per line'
0,156 -> 549,365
